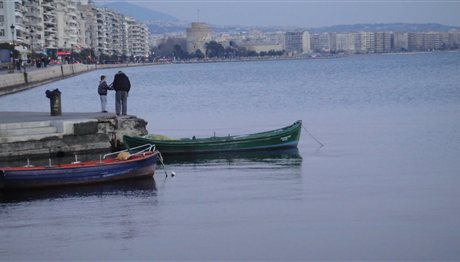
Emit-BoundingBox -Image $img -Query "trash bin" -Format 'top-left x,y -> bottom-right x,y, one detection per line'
45,89 -> 62,116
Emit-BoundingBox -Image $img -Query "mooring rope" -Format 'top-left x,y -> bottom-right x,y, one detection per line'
157,151 -> 169,178
302,126 -> 324,148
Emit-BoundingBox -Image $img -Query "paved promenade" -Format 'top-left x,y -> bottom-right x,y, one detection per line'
0,62 -> 156,97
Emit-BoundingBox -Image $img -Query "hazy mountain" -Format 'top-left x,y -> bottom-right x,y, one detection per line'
102,2 -> 178,22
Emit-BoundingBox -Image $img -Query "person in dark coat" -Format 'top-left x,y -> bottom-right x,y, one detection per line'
111,71 -> 131,116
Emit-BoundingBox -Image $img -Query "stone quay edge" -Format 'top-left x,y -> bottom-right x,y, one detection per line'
0,63 -> 155,97
0,112 -> 148,160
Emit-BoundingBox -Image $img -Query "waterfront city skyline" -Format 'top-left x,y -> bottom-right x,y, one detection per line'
95,0 -> 460,28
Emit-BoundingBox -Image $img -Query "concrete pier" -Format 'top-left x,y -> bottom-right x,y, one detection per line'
0,112 -> 148,160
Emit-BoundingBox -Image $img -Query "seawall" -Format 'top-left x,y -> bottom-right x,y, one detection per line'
0,112 -> 148,161
0,63 -> 154,97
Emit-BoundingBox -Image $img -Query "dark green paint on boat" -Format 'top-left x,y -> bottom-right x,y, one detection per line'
123,120 -> 302,155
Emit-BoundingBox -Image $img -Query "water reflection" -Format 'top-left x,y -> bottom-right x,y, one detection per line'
0,177 -> 157,204
162,148 -> 303,166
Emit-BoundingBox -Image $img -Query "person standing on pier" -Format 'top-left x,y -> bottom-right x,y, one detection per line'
98,75 -> 112,113
111,71 -> 131,116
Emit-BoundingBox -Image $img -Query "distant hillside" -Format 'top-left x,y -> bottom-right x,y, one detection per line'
102,2 -> 178,22
310,23 -> 459,33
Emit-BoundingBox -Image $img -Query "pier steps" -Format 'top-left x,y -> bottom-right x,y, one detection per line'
0,121 -> 61,143
0,112 -> 149,160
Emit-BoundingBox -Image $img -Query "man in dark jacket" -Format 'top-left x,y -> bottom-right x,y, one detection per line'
111,71 -> 131,116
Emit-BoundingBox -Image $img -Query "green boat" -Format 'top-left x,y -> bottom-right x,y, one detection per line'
123,120 -> 302,155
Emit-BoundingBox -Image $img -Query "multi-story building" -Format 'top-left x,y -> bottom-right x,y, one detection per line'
284,31 -> 310,54
25,0 -> 44,53
1,0 -> 150,61
393,32 -> 409,51
42,0 -> 58,51
374,32 -> 392,53
355,32 -> 375,53
186,22 -> 212,54
335,33 -> 355,53
408,32 -> 424,51
423,32 -> 449,50
125,17 -> 150,58
0,0 -> 32,60
310,33 -> 331,52
56,0 -> 81,52
80,4 -> 98,56
1,0 -> 27,46
448,30 -> 460,49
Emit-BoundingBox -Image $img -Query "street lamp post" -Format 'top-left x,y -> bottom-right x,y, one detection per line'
30,29 -> 34,61
10,24 -> 15,72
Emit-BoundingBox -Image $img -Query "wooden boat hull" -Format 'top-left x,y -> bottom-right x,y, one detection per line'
123,120 -> 302,154
0,151 -> 159,189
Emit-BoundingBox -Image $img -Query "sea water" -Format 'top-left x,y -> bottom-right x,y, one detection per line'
0,52 -> 459,260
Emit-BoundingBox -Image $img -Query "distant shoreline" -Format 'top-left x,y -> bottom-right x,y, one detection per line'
1,50 -> 457,97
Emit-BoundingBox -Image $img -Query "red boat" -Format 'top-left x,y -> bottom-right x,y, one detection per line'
0,145 -> 159,189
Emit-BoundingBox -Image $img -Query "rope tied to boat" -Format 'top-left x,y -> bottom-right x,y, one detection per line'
157,151 -> 175,178
302,126 -> 324,148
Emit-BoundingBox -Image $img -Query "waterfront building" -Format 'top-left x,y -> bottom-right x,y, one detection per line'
328,32 -> 337,53
0,1 -> 27,46
374,32 -> 392,53
284,31 -> 310,54
1,0 -> 150,61
42,0 -> 58,51
125,17 -> 150,59
423,32 -> 449,50
239,41 -> 283,53
56,0 -> 81,53
79,4 -> 98,56
448,30 -> 460,49
25,0 -> 44,54
186,22 -> 212,54
393,32 -> 409,51
335,33 -> 355,53
310,33 -> 331,53
0,0 -> 31,59
355,32 -> 375,53
408,32 -> 424,51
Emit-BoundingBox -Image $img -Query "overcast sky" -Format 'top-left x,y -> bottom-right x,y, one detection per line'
97,0 -> 460,28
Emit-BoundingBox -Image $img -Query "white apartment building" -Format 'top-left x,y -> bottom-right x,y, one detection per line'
56,0 -> 81,52
79,4 -> 98,55
42,0 -> 57,50
355,32 -> 375,53
0,0 -> 29,46
1,0 -> 150,60
25,0 -> 44,53
335,33 -> 356,53
125,16 -> 150,58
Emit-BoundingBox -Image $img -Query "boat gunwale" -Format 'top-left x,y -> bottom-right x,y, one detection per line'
130,120 -> 302,146
1,151 -> 158,172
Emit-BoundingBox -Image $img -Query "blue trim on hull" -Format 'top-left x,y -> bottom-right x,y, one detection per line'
1,154 -> 158,189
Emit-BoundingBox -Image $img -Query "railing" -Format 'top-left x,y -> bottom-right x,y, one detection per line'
103,144 -> 156,159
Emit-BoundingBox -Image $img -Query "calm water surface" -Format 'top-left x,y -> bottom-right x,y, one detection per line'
1,52 -> 460,260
